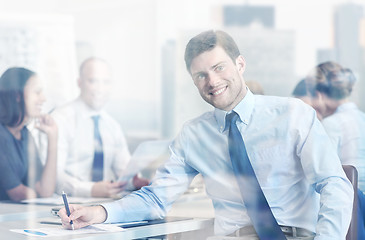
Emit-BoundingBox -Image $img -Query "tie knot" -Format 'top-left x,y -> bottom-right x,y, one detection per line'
92,115 -> 100,125
225,112 -> 239,131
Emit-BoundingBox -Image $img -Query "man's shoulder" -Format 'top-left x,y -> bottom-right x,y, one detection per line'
182,111 -> 215,129
255,94 -> 301,105
255,94 -> 311,113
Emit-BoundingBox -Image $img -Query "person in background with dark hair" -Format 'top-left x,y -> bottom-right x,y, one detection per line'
304,61 -> 342,120
306,63 -> 365,238
306,63 -> 365,188
0,67 -> 58,201
292,79 -> 311,104
59,31 -> 352,239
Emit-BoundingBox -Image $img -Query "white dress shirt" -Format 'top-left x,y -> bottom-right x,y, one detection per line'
52,97 -> 131,197
102,90 -> 353,239
322,102 -> 365,191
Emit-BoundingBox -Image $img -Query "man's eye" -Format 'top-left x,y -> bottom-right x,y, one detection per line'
196,74 -> 205,81
216,65 -> 225,72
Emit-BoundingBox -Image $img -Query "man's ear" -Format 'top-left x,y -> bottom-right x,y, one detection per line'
236,55 -> 246,74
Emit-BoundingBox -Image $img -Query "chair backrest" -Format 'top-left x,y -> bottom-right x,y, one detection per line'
342,165 -> 358,240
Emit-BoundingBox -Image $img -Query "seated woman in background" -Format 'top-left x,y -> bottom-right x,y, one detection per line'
0,67 -> 58,201
306,62 -> 365,189
305,61 -> 365,238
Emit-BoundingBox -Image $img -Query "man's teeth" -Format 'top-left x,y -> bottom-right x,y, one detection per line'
213,88 -> 225,95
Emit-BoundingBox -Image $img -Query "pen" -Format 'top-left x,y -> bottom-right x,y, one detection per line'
40,221 -> 63,225
62,191 -> 74,230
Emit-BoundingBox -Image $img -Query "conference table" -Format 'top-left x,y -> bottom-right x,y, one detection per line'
0,190 -> 214,239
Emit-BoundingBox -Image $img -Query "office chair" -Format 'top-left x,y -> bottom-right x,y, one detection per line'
342,165 -> 358,240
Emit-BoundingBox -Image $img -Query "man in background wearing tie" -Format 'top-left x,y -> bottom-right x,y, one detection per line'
53,57 -> 148,198
59,31 -> 353,239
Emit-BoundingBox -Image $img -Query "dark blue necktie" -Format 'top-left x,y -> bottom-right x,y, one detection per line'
91,115 -> 104,182
226,112 -> 285,240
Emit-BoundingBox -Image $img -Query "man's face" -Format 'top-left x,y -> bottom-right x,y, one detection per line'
190,46 -> 247,111
78,60 -> 112,111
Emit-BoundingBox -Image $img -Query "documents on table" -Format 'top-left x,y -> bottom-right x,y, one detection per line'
11,223 -> 127,237
21,196 -> 113,205
11,217 -> 193,237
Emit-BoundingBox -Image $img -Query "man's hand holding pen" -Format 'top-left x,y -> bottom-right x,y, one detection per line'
58,204 -> 108,230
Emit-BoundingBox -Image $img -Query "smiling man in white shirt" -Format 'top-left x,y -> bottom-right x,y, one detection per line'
59,31 -> 353,239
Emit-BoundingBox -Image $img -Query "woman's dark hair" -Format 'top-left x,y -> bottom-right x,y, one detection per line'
315,68 -> 356,100
292,79 -> 308,97
184,30 -> 241,73
306,61 -> 356,100
0,67 -> 36,127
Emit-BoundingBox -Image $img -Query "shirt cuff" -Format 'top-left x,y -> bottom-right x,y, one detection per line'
101,200 -> 125,223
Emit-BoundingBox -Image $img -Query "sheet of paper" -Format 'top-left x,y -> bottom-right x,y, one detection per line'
118,139 -> 171,182
10,223 -> 125,237
21,196 -> 112,205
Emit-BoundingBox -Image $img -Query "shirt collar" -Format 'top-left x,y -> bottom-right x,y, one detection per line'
215,87 -> 255,133
76,97 -> 106,120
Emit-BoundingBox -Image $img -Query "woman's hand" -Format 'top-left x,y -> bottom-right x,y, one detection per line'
35,114 -> 58,140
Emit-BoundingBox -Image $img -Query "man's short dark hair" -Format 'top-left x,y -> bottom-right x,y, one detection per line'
184,30 -> 241,74
0,67 -> 35,127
